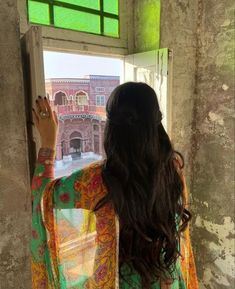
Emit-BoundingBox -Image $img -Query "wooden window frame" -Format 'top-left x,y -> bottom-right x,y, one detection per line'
26,0 -> 119,37
18,0 -> 133,57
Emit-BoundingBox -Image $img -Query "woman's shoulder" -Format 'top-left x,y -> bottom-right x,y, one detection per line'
78,160 -> 105,178
54,160 -> 105,187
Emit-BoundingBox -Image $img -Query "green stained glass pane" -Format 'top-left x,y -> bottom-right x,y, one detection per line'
104,17 -> 119,37
103,0 -> 119,15
57,0 -> 100,10
28,0 -> 50,25
54,6 -> 100,34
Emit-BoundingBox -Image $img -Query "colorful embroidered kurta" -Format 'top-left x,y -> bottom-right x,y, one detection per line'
31,149 -> 198,289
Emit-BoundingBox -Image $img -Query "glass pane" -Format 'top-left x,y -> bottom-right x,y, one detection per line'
57,0 -> 100,10
54,7 -> 100,34
104,17 -> 119,37
28,0 -> 50,25
103,0 -> 119,15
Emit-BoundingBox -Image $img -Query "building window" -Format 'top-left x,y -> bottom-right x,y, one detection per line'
54,91 -> 68,105
27,0 -> 119,37
96,95 -> 105,106
75,91 -> 88,105
95,87 -> 105,92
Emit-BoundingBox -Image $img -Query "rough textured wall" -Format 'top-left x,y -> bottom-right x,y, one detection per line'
0,0 -> 31,288
135,0 -> 235,288
191,0 -> 235,288
160,0 -> 198,177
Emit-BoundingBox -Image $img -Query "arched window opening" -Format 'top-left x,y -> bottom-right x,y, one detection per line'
69,131 -> 82,156
75,91 -> 89,106
54,91 -> 68,105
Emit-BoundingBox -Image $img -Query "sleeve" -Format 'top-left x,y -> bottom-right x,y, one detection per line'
31,147 -> 57,288
31,148 -> 85,287
31,148 -> 56,239
31,147 -> 82,211
32,149 -> 105,213
32,147 -> 55,199
178,171 -> 199,289
50,161 -> 104,210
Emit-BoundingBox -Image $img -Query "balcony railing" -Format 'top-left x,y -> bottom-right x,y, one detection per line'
51,104 -> 106,117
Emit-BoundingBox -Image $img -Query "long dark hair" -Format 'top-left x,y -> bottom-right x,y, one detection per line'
94,82 -> 191,288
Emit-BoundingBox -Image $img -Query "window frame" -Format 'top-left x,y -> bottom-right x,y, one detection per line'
96,95 -> 105,106
27,0 -> 120,38
75,91 -> 89,105
95,87 -> 105,92
18,0 -> 133,57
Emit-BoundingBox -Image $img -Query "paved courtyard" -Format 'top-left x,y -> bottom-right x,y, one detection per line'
55,156 -> 103,178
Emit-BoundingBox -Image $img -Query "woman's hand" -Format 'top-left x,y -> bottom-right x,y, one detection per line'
32,96 -> 58,150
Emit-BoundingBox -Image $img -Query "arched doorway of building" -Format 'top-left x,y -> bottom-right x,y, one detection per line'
69,131 -> 82,159
54,91 -> 68,105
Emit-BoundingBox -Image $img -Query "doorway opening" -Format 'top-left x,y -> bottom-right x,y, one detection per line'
43,51 -> 123,177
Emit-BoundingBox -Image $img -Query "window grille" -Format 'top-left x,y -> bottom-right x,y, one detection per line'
27,0 -> 119,37
95,87 -> 105,92
96,95 -> 105,106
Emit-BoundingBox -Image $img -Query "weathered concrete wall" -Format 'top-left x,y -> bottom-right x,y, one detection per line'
191,0 -> 235,288
0,0 -> 31,288
160,0 -> 198,177
134,0 -> 235,288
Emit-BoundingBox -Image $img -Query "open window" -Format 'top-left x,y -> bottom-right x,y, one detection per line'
22,26 -> 173,175
21,26 -> 173,288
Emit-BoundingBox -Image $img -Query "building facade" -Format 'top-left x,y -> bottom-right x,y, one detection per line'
46,75 -> 120,161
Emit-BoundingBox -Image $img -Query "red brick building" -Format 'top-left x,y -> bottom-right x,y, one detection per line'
46,75 -> 120,161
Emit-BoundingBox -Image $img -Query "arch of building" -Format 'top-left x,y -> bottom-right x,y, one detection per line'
54,91 -> 68,105
69,131 -> 82,139
74,90 -> 89,105
55,118 -> 105,161
69,131 -> 83,155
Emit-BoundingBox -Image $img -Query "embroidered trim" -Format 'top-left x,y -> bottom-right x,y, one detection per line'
39,148 -> 55,158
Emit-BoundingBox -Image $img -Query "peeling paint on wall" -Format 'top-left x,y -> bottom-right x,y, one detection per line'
190,0 -> 235,288
195,216 -> 235,284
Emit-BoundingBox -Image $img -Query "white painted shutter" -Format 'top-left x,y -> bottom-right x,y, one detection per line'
123,48 -> 173,136
21,26 -> 45,175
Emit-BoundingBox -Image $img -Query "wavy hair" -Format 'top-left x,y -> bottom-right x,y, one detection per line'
94,82 -> 191,288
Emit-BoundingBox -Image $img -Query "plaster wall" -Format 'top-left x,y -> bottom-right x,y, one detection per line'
0,0 -> 31,288
191,1 -> 235,288
134,0 -> 234,288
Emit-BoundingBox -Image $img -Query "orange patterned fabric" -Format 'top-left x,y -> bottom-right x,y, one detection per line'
180,175 -> 199,289
32,151 -> 198,289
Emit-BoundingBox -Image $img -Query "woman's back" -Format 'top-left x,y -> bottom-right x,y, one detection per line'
32,160 -> 190,288
31,82 -> 198,289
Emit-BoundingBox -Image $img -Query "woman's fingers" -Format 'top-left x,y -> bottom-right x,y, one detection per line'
36,96 -> 47,114
53,111 -> 58,125
44,97 -> 53,117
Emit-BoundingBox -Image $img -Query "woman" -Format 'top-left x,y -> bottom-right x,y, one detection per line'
31,82 -> 198,289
